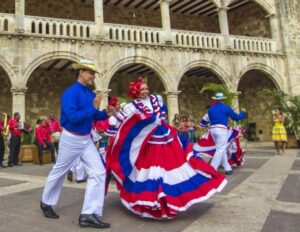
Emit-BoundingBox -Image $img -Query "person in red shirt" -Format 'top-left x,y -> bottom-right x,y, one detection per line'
7,112 -> 22,167
35,119 -> 55,165
0,115 -> 7,168
46,113 -> 62,155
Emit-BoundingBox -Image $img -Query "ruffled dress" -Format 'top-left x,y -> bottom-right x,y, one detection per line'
106,94 -> 227,219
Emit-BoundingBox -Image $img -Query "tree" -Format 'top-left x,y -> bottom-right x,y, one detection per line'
200,83 -> 236,107
263,88 -> 300,139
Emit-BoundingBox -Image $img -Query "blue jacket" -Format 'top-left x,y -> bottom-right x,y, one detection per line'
208,102 -> 246,127
60,82 -> 108,135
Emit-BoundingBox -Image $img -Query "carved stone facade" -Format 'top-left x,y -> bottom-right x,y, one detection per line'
0,0 -> 299,141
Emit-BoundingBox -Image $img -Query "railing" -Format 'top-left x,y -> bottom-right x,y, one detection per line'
173,30 -> 223,49
24,15 -> 95,38
0,14 -> 279,54
106,23 -> 163,44
0,13 -> 15,32
231,35 -> 276,53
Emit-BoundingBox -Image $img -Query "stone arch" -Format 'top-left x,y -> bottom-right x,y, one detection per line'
176,60 -> 233,90
237,63 -> 284,92
102,56 -> 171,91
225,0 -> 275,14
0,55 -> 17,85
23,51 -> 82,86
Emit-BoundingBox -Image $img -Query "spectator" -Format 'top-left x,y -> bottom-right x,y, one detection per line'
46,113 -> 62,155
171,113 -> 180,131
35,119 -> 56,165
0,113 -> 7,168
179,115 -> 188,138
186,114 -> 196,143
7,112 -> 22,167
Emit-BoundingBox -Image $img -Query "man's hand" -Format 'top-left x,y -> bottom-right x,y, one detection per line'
241,108 -> 246,112
43,144 -> 47,148
93,93 -> 103,109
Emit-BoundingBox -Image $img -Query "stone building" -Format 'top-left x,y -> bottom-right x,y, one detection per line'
0,0 -> 299,141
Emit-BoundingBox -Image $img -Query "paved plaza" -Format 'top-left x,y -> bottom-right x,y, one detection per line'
0,142 -> 299,232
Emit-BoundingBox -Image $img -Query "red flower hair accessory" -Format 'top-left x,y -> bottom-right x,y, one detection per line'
108,96 -> 119,107
127,77 -> 145,99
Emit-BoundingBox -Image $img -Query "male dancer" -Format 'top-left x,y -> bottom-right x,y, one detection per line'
40,59 -> 113,228
208,92 -> 246,175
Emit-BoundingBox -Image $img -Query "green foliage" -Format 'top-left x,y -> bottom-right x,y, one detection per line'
21,132 -> 34,145
263,88 -> 300,139
200,83 -> 236,107
200,83 -> 246,127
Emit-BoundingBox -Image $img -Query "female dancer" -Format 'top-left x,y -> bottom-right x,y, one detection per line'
272,109 -> 287,155
106,77 -> 227,219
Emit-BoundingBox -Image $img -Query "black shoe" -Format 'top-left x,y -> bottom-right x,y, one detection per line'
14,163 -> 22,166
7,163 -> 13,167
79,214 -> 110,228
40,201 -> 59,219
76,179 -> 87,184
67,171 -> 73,182
225,170 -> 233,175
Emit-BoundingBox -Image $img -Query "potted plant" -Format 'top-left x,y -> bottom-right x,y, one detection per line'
19,130 -> 37,162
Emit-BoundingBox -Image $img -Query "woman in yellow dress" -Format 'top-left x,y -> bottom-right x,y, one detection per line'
272,109 -> 287,155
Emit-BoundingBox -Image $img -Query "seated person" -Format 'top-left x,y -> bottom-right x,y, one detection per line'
35,119 -> 55,165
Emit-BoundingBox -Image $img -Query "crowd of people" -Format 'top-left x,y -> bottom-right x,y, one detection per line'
0,58 -> 289,229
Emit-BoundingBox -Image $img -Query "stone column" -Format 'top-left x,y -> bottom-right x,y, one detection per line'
218,6 -> 230,48
164,91 -> 180,122
15,0 -> 25,33
11,87 -> 27,121
268,14 -> 282,52
94,0 -> 104,38
160,0 -> 172,44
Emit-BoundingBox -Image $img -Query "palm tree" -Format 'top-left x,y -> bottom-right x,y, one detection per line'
263,88 -> 300,140
200,83 -> 236,107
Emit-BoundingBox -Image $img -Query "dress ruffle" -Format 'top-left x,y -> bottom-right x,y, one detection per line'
107,114 -> 227,219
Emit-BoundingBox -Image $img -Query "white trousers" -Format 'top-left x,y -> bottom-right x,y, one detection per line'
70,158 -> 85,181
42,130 -> 106,216
210,126 -> 232,172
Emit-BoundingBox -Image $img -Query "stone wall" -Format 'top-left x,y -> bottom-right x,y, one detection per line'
170,13 -> 219,33
238,70 -> 277,141
278,0 -> 300,95
178,74 -> 221,121
25,0 -> 94,21
104,5 -> 161,28
228,2 -> 271,38
109,73 -> 165,99
25,68 -> 75,126
0,68 -> 12,117
0,0 -> 14,14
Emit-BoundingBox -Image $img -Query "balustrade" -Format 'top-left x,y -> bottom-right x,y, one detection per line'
0,13 -> 279,55
0,14 -> 15,32
231,36 -> 276,53
106,24 -> 162,44
25,16 -> 95,38
173,30 -> 223,49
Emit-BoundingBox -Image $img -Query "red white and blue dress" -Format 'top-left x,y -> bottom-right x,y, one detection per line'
105,110 -> 126,137
106,95 -> 227,219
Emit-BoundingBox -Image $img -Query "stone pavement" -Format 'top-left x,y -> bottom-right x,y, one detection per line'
0,142 -> 299,232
